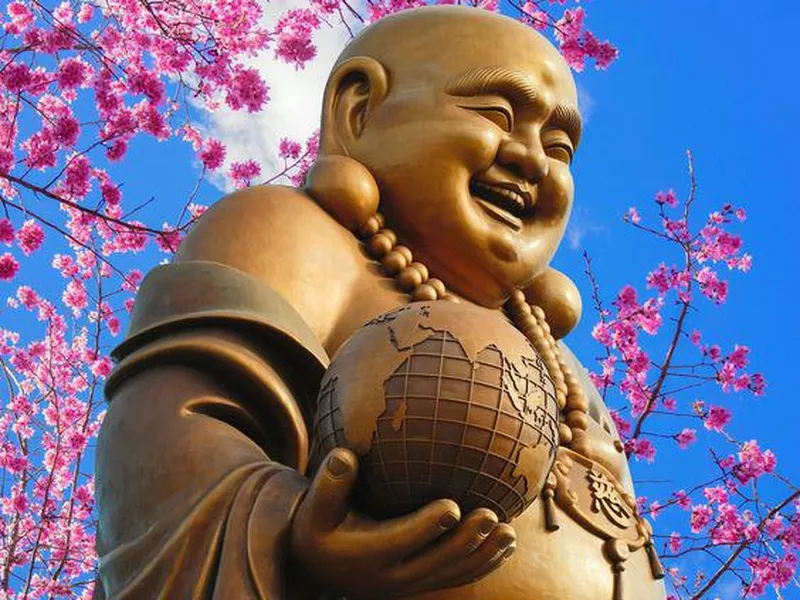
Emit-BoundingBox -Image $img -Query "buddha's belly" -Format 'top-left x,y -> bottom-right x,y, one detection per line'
409,501 -> 666,600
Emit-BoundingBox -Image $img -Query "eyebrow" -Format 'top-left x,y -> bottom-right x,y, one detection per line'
445,66 -> 583,148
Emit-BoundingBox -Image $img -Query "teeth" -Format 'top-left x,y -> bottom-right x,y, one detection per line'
471,181 -> 527,216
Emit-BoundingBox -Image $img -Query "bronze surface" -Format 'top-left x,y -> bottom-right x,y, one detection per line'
94,6 -> 667,599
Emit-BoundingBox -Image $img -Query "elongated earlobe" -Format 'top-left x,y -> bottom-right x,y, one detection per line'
308,56 -> 387,232
521,268 -> 582,339
304,155 -> 379,232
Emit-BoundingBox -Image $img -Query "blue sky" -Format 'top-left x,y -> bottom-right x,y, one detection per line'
5,0 -> 797,596
551,2 -> 799,594
559,0 -> 799,480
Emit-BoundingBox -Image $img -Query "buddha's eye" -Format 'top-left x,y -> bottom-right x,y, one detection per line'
545,143 -> 573,165
542,130 -> 574,165
463,105 -> 513,132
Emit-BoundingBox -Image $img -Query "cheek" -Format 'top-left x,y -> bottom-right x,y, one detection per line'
438,106 -> 503,171
461,125 -> 503,169
539,162 -> 574,221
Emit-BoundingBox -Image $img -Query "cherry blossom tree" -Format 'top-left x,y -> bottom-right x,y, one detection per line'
0,0 -> 793,598
584,152 -> 798,598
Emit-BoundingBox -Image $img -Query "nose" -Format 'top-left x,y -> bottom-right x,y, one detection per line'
496,137 -> 549,184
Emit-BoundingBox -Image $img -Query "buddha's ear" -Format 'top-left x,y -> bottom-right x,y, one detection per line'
320,56 -> 389,155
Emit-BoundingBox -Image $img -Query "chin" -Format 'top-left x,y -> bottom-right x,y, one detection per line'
446,263 -> 526,309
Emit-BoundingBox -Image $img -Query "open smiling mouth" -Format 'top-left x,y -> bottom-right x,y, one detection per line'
469,179 -> 534,232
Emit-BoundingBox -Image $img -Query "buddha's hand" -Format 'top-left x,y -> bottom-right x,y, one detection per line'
290,448 -> 516,599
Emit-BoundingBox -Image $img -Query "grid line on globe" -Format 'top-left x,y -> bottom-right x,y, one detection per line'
310,327 -> 559,522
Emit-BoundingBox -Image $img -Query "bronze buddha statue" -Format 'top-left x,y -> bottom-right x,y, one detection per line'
94,6 -> 668,599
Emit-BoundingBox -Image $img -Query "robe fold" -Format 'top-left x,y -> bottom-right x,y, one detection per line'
95,262 -> 329,599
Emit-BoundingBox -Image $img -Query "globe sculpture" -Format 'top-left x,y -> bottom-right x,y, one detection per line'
310,301 -> 560,522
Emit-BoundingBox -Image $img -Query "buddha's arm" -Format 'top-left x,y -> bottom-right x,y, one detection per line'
95,187 -> 349,599
95,260 -> 331,599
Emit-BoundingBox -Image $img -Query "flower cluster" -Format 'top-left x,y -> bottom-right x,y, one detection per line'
590,156 -> 794,597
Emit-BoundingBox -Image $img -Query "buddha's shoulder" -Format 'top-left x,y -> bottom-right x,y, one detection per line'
175,185 -> 365,346
180,185 -> 350,250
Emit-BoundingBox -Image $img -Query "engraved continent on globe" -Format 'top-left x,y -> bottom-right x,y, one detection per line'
310,302 -> 560,522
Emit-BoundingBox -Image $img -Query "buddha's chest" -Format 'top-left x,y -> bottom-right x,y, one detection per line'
407,448 -> 667,600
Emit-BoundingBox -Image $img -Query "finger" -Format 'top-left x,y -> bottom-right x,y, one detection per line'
303,447 -> 359,531
433,523 -> 516,589
387,508 -> 500,586
365,498 -> 462,564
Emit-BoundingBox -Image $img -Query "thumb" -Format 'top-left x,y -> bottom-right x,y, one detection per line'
303,447 -> 359,531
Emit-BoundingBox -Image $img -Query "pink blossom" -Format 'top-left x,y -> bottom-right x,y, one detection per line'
690,504 -> 713,533
100,179 -> 122,206
199,138 -> 226,171
121,270 -> 143,292
0,253 -> 20,280
106,140 -> 128,162
16,285 -> 39,309
22,130 -> 59,169
312,0 -> 341,14
673,490 -> 691,510
16,220 -> 44,255
750,373 -> 766,396
649,500 -> 663,519
128,68 -> 165,105
53,113 -> 81,147
655,189 -> 678,207
675,428 -> 696,449
107,316 -> 121,336
703,486 -> 728,504
226,68 -> 269,112
279,138 -> 303,160
629,438 -> 656,462
0,219 -> 15,245
52,254 -> 79,278
727,345 -> 750,369
5,1 -> 35,34
62,279 -> 88,314
77,3 -> 94,22
90,356 -> 113,378
736,440 -> 776,484
229,160 -> 261,188
765,516 -> 784,539
156,225 -> 182,252
625,206 -> 641,223
63,155 -> 92,197
57,57 -> 92,90
704,405 -> 732,432
133,101 -> 170,140
2,62 -> 32,92
668,532 -> 682,553
188,203 -> 208,219
695,267 -> 728,303
609,410 -> 631,437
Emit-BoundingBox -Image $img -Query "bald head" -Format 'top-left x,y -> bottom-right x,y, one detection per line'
333,7 -> 576,102
319,6 -> 579,153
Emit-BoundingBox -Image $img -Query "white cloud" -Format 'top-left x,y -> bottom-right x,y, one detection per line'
566,205 -> 604,250
200,0 -> 360,191
577,82 -> 595,124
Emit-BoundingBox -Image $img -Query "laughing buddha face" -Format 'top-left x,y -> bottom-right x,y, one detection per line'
324,6 -> 581,308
